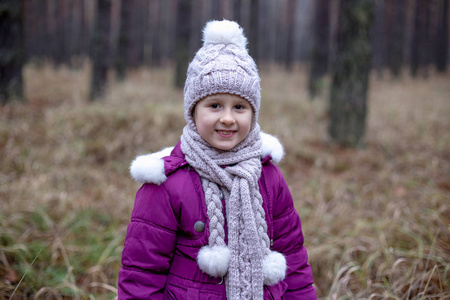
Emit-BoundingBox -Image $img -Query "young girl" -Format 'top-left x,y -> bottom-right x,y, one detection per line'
118,20 -> 316,299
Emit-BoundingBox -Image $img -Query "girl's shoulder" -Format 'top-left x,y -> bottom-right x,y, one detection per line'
260,131 -> 285,165
129,132 -> 285,186
129,146 -> 175,185
129,142 -> 187,186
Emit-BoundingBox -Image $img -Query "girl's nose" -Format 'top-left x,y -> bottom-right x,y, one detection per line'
220,110 -> 236,126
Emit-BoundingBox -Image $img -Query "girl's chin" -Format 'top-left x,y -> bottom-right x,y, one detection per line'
210,140 -> 240,151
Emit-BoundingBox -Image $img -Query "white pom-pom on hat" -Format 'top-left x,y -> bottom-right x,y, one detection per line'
262,251 -> 287,286
197,245 -> 231,277
203,20 -> 247,49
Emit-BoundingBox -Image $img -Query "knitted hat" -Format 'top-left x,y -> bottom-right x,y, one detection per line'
184,20 -> 261,129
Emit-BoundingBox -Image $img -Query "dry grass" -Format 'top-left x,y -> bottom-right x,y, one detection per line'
0,62 -> 449,299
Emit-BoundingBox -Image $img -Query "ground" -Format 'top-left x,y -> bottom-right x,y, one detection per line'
0,62 -> 449,299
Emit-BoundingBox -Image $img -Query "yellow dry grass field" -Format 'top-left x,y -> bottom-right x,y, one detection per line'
1,62 -> 449,299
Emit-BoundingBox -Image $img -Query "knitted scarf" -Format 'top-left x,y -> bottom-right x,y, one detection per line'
181,123 -> 272,299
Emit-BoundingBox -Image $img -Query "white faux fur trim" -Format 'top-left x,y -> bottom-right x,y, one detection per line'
197,245 -> 230,278
261,132 -> 285,163
129,147 -> 174,184
129,133 -> 284,184
203,20 -> 247,48
262,251 -> 287,286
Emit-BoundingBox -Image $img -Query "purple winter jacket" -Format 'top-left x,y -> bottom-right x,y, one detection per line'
118,137 -> 316,299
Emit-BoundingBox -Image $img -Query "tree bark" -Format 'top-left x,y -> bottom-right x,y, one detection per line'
54,0 -> 67,65
209,0 -> 221,20
411,0 -> 432,77
116,0 -> 133,80
128,0 -> 145,68
308,0 -> 330,98
386,0 -> 406,77
0,0 -> 24,103
149,0 -> 162,67
435,0 -> 448,72
371,0 -> 385,77
174,0 -> 191,89
90,0 -> 112,100
284,0 -> 297,71
248,0 -> 259,63
329,0 -> 374,147
189,0 -> 203,58
71,0 -> 84,59
233,0 -> 242,23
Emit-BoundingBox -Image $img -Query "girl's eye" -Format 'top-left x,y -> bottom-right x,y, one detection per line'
235,105 -> 244,110
211,104 -> 220,109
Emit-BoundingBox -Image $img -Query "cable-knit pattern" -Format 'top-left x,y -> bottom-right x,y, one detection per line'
184,43 -> 261,130
202,179 -> 226,247
181,124 -> 273,299
181,20 -> 286,299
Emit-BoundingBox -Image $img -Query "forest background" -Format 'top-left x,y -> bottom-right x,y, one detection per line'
1,0 -> 449,299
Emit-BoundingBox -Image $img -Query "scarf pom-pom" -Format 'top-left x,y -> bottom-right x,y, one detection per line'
197,245 -> 230,277
263,251 -> 287,285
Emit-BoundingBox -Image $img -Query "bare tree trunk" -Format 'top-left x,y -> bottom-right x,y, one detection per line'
329,0 -> 374,147
116,0 -> 133,80
284,0 -> 297,71
54,0 -> 66,65
161,0 -> 177,65
189,0 -> 203,58
435,0 -> 448,72
150,0 -> 162,66
71,0 -> 83,59
233,0 -> 242,23
128,0 -> 145,68
248,0 -> 259,62
82,0 -> 94,58
46,0 -> 57,63
209,0 -> 221,19
0,0 -> 24,103
386,0 -> 406,77
371,0 -> 386,78
90,0 -> 112,100
257,0 -> 269,63
24,0 -> 44,61
308,0 -> 330,98
411,0 -> 431,77
142,0 -> 152,66
174,0 -> 192,89
222,0 -> 232,19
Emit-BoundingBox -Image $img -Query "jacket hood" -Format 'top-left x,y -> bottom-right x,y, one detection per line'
130,131 -> 284,184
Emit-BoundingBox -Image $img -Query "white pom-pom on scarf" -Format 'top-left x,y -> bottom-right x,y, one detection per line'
262,251 -> 287,286
203,20 -> 247,49
197,245 -> 231,277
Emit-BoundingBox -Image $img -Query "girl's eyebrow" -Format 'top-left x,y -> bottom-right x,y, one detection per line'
204,96 -> 222,102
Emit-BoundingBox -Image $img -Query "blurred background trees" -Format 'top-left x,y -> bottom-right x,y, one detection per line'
89,0 -> 112,100
307,0 -> 330,99
13,0 -> 447,81
0,0 -> 24,104
329,0 -> 374,147
1,3 -> 449,297
1,0 -> 449,144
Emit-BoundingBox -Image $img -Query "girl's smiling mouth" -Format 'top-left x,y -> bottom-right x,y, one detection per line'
216,130 -> 236,137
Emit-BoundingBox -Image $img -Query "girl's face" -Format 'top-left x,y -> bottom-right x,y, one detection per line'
193,93 -> 253,151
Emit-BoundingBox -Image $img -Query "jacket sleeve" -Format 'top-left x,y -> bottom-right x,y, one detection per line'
118,183 -> 179,300
270,166 -> 317,300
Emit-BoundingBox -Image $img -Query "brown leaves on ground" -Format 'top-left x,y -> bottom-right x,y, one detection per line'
1,63 -> 449,298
